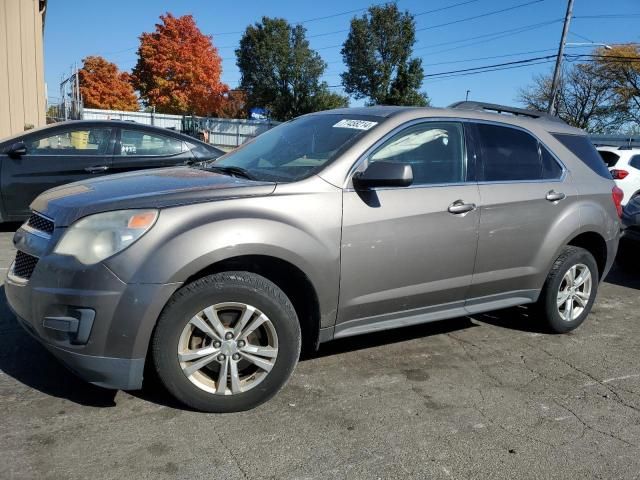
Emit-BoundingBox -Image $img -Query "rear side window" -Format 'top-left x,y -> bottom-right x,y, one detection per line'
553,134 -> 612,179
120,129 -> 186,156
630,154 -> 640,170
476,124 -> 542,181
598,150 -> 620,168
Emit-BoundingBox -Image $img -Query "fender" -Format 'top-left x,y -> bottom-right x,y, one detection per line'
104,181 -> 343,329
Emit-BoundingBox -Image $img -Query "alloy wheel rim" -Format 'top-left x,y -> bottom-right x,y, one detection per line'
557,263 -> 592,322
177,302 -> 279,395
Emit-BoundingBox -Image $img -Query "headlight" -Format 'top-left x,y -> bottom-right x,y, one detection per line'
54,210 -> 158,265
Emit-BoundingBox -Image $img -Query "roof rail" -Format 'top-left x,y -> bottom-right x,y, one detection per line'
448,101 -> 566,124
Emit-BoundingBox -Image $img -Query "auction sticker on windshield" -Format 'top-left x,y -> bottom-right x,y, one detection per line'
333,119 -> 378,130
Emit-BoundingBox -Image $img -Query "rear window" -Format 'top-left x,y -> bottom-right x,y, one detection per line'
553,134 -> 612,179
598,150 -> 620,168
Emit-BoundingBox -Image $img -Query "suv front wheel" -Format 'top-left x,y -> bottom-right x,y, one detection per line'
152,271 -> 301,413
536,246 -> 599,333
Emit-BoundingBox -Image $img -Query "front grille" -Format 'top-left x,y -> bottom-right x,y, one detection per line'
27,212 -> 54,235
12,251 -> 39,280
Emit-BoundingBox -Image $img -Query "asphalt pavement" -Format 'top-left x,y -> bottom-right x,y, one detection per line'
1,224 -> 639,479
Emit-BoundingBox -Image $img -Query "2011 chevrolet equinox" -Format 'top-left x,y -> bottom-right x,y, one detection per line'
5,102 -> 622,412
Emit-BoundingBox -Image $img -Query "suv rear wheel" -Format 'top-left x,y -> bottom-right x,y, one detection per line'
152,271 -> 301,412
536,246 -> 599,333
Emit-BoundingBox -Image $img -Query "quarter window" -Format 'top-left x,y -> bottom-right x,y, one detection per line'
629,154 -> 640,170
120,129 -> 185,156
26,127 -> 112,155
368,122 -> 466,185
541,145 -> 563,179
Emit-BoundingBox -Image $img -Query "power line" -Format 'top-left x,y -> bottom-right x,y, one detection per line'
304,0 -> 487,39
416,0 -> 544,32
414,0 -> 483,17
413,19 -> 562,52
210,0 -> 393,36
424,55 -> 557,77
574,14 -> 640,20
569,31 -> 595,43
421,48 -> 559,66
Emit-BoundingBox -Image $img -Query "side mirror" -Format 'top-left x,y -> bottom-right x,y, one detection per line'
7,141 -> 27,158
353,161 -> 413,189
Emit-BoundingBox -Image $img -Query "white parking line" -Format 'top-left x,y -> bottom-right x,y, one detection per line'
603,374 -> 640,384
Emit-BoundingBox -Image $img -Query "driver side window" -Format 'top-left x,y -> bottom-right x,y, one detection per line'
369,122 -> 466,185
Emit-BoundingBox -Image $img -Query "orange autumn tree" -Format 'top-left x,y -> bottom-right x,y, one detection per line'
132,13 -> 228,115
79,56 -> 138,111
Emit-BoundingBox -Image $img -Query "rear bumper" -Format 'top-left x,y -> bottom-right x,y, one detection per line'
5,256 -> 180,390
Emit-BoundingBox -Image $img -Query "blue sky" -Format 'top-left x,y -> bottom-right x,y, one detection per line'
44,0 -> 640,108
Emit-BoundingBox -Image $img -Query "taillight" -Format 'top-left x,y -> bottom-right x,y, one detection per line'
611,169 -> 629,180
612,186 -> 624,217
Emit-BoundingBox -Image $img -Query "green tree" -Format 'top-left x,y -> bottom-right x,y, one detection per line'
236,17 -> 348,121
341,4 -> 429,106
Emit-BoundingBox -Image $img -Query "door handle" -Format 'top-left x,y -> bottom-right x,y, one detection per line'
545,190 -> 566,202
448,200 -> 476,215
85,165 -> 109,173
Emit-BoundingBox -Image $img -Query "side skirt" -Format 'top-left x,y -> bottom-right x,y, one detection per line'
326,289 -> 540,342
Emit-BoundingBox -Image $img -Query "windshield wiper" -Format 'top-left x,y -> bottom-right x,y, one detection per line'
203,165 -> 256,180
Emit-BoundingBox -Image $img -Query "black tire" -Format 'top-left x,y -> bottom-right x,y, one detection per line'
535,246 -> 599,334
151,271 -> 301,413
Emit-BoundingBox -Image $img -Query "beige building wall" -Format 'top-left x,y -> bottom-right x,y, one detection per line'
0,0 -> 46,139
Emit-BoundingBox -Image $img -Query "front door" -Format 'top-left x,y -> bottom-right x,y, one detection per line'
1,125 -> 114,218
336,121 -> 480,337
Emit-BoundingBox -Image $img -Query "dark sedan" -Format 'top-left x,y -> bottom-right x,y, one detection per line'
0,120 -> 224,221
618,196 -> 640,271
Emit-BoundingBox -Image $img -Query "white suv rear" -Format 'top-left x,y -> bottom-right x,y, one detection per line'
597,146 -> 640,205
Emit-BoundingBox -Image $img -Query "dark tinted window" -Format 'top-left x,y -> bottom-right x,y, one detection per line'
629,154 -> 640,170
369,122 -> 466,185
477,124 -> 541,181
541,145 -> 563,179
553,134 -> 612,179
598,150 -> 620,168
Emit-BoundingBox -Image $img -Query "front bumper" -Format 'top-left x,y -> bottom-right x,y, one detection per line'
5,245 -> 180,390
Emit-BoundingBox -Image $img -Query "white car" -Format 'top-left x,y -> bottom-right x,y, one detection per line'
597,146 -> 640,205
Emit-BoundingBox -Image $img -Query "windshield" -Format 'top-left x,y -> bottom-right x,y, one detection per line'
208,114 -> 381,182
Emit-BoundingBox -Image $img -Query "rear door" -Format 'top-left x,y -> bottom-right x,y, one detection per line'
110,127 -> 194,174
467,122 -> 576,307
1,125 -> 115,218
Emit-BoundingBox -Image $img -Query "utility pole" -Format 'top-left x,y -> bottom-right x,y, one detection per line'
465,89 -> 470,101
548,0 -> 574,115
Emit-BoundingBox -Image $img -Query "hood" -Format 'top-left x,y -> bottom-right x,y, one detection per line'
31,166 -> 276,226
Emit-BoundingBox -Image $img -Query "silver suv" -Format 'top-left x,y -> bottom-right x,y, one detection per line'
5,102 -> 622,412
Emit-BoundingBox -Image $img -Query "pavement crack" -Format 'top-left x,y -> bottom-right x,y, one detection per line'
552,399 -> 638,448
446,333 -> 504,387
536,345 -> 640,415
213,430 -> 251,480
